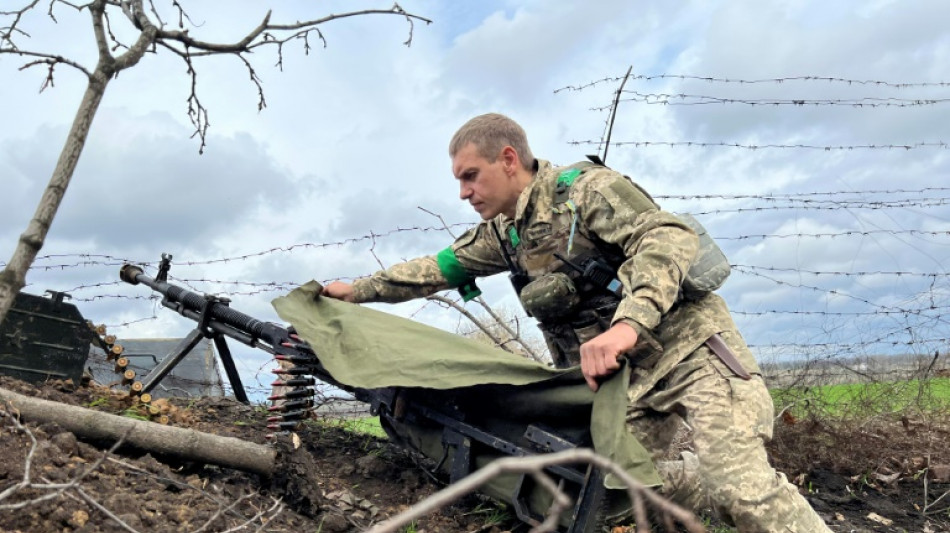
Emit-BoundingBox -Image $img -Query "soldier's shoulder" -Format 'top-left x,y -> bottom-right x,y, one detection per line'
581,164 -> 626,184
572,165 -> 660,213
540,161 -> 618,185
570,164 -> 631,197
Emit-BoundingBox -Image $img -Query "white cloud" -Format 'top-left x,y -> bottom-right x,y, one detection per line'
2,0 -> 949,398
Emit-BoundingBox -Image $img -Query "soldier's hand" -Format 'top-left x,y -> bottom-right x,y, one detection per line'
321,281 -> 356,302
580,322 -> 638,392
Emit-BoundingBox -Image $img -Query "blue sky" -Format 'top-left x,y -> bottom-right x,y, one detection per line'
2,0 -> 949,398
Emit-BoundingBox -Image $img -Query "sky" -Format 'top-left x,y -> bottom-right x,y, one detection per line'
2,0 -> 949,400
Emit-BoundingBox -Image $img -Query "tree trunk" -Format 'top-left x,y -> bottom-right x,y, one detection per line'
0,386 -> 277,477
0,69 -> 112,327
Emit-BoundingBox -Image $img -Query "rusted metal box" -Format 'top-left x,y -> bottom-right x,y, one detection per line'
0,291 -> 92,384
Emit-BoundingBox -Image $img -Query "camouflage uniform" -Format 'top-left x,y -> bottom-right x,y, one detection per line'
352,160 -> 831,532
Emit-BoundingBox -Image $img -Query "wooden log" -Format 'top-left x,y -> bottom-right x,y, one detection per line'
0,386 -> 276,477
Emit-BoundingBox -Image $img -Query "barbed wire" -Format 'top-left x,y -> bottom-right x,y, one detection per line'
0,224 -> 472,270
98,305 -> 946,353
60,290 -> 950,318
733,308 -> 950,317
568,139 -> 949,150
71,294 -> 158,302
694,197 -> 950,209
429,304 -> 950,357
11,223 -> 950,277
687,200 -> 950,216
5,189 -> 947,270
654,187 -> 950,200
731,266 -> 950,323
589,92 -> 950,109
57,267 -> 946,298
734,265 -> 948,278
7,203 -> 946,367
106,316 -> 158,328
748,335 -> 950,352
554,74 -> 950,93
23,231 -> 950,279
717,228 -> 950,241
486,305 -> 948,323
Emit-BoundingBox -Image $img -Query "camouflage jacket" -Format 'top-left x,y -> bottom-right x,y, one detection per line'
351,160 -> 759,388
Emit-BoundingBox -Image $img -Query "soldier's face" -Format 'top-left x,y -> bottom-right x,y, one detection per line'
452,142 -> 519,220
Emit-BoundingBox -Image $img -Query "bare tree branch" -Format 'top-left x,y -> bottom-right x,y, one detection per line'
471,298 -> 545,362
365,448 -> 706,533
218,497 -> 284,533
0,0 -> 42,50
426,294 -> 515,352
0,0 -> 432,330
0,399 -> 133,511
417,206 -> 547,361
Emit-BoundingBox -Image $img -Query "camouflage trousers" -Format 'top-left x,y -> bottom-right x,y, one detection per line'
628,331 -> 832,533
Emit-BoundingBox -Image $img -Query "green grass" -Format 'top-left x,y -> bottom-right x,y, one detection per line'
119,407 -> 150,421
85,397 -> 109,408
771,377 -> 950,418
320,416 -> 388,439
462,502 -> 511,527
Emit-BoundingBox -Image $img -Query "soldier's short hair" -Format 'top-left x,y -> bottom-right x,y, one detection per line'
449,113 -> 535,171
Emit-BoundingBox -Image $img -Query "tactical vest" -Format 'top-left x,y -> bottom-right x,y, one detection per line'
497,161 -> 730,368
494,161 -> 629,368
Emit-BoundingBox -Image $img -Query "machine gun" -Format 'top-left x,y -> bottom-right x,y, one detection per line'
119,257 -> 609,532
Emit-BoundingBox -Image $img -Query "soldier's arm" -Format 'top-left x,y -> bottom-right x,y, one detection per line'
349,222 -> 508,304
575,170 -> 699,332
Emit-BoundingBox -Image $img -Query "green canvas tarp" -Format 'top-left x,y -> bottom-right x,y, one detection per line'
272,282 -> 661,517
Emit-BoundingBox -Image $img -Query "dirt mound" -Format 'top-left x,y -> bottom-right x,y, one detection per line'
0,376 -> 486,532
1,375 -> 948,532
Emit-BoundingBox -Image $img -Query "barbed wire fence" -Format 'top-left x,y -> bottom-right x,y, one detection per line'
5,71 -> 949,420
560,70 -> 950,481
7,201 -> 948,376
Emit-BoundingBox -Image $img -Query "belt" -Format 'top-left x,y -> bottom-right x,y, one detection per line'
704,333 -> 751,380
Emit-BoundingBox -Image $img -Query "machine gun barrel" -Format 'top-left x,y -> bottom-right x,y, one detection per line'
119,263 -> 340,389
121,265 -> 269,348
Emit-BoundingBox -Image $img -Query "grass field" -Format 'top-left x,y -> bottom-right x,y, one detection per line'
771,377 -> 950,418
323,415 -> 388,438
324,378 -> 950,438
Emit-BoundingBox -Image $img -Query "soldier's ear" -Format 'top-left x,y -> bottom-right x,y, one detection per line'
500,146 -> 518,175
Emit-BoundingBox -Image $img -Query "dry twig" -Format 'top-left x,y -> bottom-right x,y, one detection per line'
365,448 -> 705,533
0,400 -> 131,511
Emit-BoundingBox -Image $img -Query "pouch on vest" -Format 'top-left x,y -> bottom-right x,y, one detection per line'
519,272 -> 579,321
676,213 -> 731,298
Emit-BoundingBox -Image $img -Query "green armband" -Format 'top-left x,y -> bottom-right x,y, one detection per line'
436,246 -> 482,302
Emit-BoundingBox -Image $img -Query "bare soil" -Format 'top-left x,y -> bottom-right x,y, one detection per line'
1,375 -> 948,533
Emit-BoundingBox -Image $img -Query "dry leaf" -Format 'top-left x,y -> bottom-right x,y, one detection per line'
866,512 -> 893,526
874,471 -> 901,486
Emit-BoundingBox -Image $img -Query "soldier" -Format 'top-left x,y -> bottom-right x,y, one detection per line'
322,113 -> 832,532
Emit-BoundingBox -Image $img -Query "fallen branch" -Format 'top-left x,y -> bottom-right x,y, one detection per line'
0,387 -> 276,476
366,448 -> 705,533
